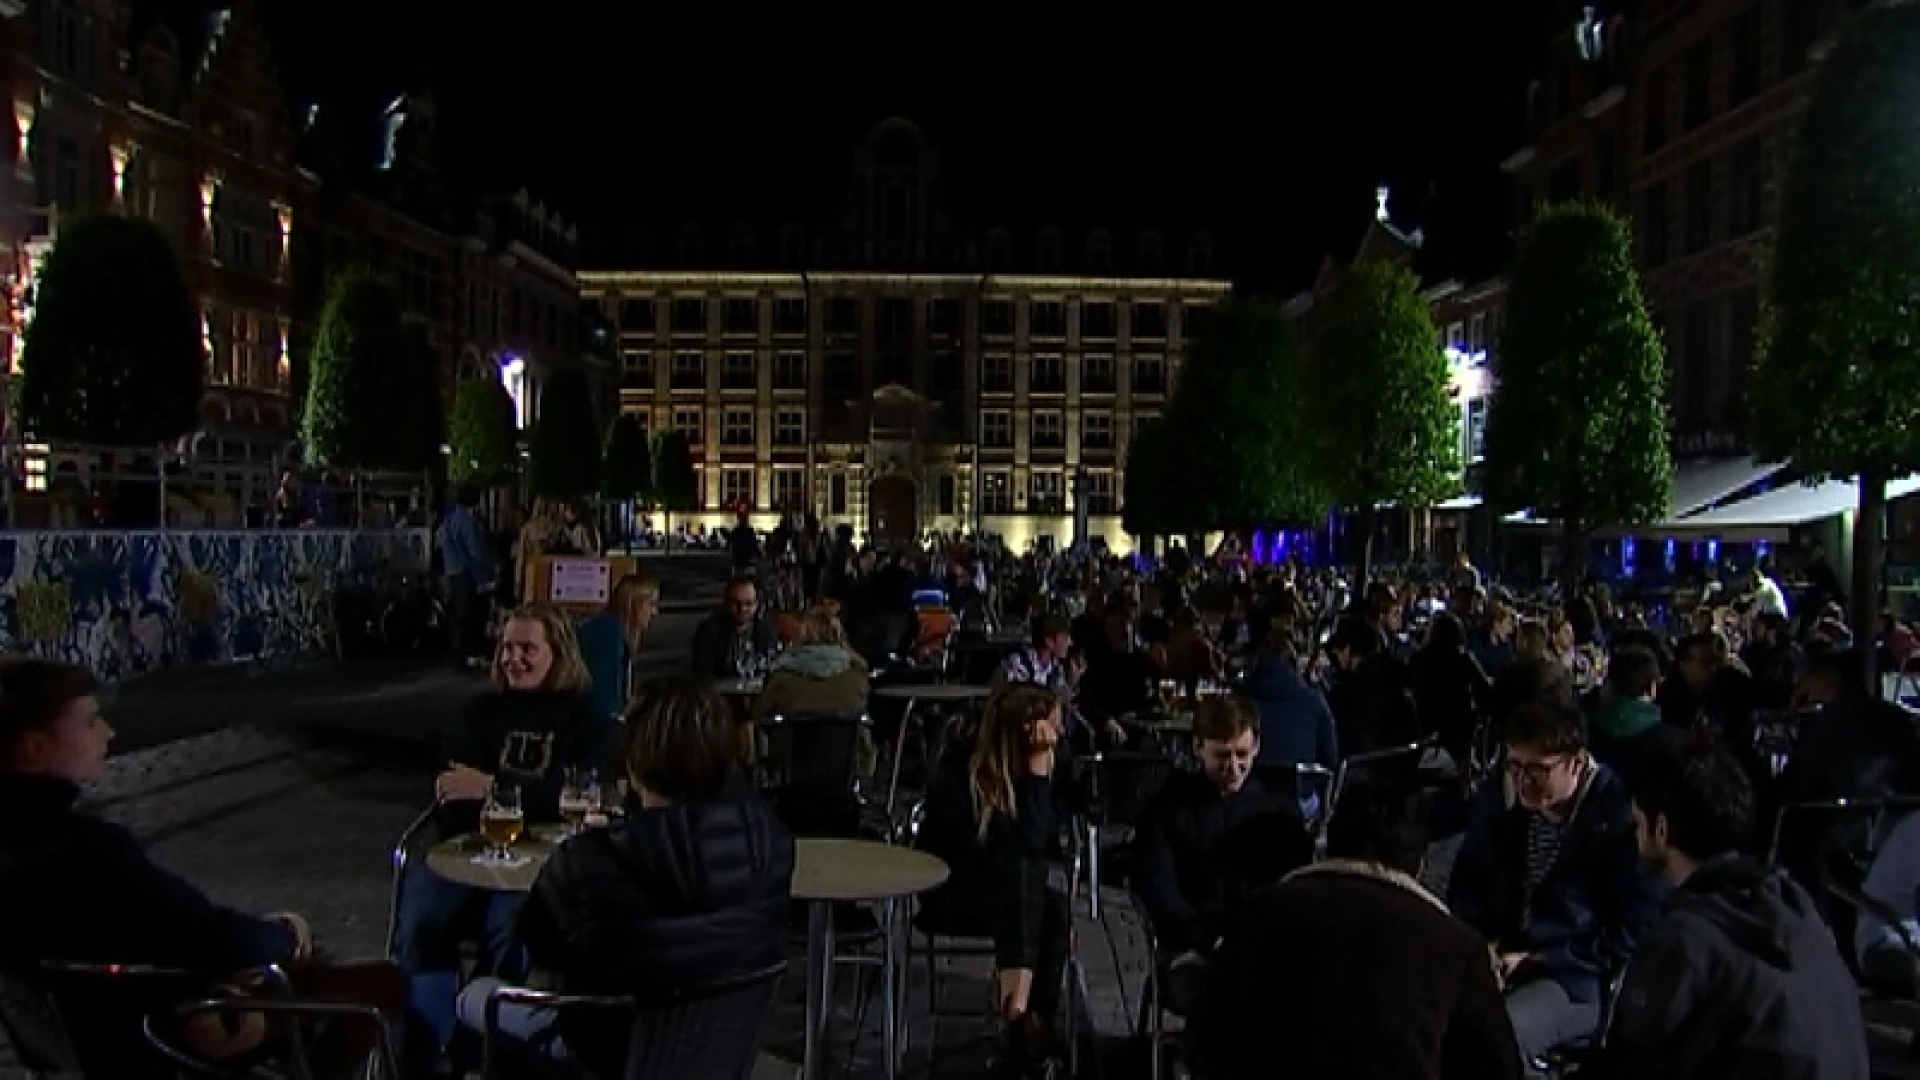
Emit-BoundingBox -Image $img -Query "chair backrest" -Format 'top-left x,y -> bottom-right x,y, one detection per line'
1084,749 -> 1175,828
0,966 -> 79,1073
621,962 -> 786,1080
386,801 -> 447,958
765,711 -> 866,837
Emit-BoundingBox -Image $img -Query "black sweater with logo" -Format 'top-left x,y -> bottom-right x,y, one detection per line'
439,689 -> 622,831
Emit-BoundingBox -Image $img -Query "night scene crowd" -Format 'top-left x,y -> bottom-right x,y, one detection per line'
4,493 -> 1917,1080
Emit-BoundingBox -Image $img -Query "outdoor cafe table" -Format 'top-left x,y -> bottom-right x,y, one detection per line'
794,837 -> 949,1080
871,682 -> 996,816
424,825 -> 568,892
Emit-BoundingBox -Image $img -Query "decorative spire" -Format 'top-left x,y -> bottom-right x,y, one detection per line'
1375,186 -> 1391,224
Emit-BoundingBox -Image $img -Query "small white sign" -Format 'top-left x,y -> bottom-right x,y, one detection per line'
548,558 -> 610,605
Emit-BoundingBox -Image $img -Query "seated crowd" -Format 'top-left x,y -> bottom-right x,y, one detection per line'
4,543 -> 1915,1080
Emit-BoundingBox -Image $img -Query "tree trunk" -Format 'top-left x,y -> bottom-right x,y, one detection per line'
1559,517 -> 1586,599
1357,505 -> 1379,586
1853,465 -> 1888,695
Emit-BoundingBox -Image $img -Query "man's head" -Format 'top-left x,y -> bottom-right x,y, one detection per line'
623,676 -> 739,805
1325,780 -> 1430,877
1628,744 -> 1753,880
1192,696 -> 1259,795
0,659 -> 111,784
1325,617 -> 1379,672
1502,701 -> 1588,812
1606,646 -> 1661,703
1030,614 -> 1072,659
1674,631 -> 1725,692
722,575 -> 758,629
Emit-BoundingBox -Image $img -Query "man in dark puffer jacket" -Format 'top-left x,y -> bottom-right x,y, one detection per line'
459,677 -> 794,1076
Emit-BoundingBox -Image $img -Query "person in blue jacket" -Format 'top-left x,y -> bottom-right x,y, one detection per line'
1446,699 -> 1667,1069
575,573 -> 661,721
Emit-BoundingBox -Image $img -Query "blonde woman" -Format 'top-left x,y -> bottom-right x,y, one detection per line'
396,603 -> 624,1070
917,684 -> 1071,1072
577,574 -> 662,721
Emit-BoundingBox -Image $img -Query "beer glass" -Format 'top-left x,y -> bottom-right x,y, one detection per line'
559,768 -> 600,834
479,781 -> 524,863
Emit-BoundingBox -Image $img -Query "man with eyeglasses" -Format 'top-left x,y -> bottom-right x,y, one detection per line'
1448,701 -> 1666,1073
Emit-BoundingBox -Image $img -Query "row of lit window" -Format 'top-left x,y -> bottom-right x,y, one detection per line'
650,407 -> 1149,451
624,351 -> 1169,394
609,295 -> 1200,340
676,466 -> 1121,515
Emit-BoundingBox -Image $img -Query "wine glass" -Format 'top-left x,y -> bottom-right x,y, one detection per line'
559,767 -> 600,835
479,780 -> 524,864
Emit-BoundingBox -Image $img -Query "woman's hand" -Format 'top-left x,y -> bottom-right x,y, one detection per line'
1025,714 -> 1062,777
434,765 -> 492,802
265,911 -> 313,965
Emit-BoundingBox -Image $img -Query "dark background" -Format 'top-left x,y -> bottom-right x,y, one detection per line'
253,0 -> 1550,285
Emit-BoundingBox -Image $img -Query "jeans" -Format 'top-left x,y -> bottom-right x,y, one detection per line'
395,860 -> 529,1056
1505,977 -> 1601,1071
457,976 -> 574,1077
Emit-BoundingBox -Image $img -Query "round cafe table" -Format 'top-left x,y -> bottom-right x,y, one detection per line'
871,682 -> 996,817
793,837 -> 949,1080
424,825 -> 567,892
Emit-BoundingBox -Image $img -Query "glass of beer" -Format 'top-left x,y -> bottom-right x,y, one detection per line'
479,781 -> 524,863
559,768 -> 600,835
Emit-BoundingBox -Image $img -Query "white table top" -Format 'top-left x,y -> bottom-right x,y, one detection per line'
793,837 -> 949,902
425,825 -> 564,892
872,683 -> 994,701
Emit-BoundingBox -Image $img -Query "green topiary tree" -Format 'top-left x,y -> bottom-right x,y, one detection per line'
1485,200 -> 1672,594
1756,2 -> 1920,683
601,412 -> 652,502
20,213 -> 203,447
1163,297 -> 1327,536
1121,416 -> 1174,554
650,428 -> 698,542
526,366 -> 602,500
1306,260 -> 1463,584
302,273 -> 440,471
446,374 -> 519,486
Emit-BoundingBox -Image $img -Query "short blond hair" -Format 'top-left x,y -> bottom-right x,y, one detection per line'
493,602 -> 592,693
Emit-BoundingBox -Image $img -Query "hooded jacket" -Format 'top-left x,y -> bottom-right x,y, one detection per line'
750,643 -> 870,721
517,790 -> 794,1076
1597,854 -> 1869,1080
1241,653 -> 1339,771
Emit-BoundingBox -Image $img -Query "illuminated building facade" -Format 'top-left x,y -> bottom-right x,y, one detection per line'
1505,0 -> 1858,458
4,0 -> 303,489
581,119 -> 1227,552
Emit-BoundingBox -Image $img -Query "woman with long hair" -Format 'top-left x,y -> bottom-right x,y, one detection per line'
918,683 -> 1071,1076
395,603 -> 623,1073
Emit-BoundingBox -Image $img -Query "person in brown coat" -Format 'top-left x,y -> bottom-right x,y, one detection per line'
752,604 -> 873,779
1202,782 -> 1523,1080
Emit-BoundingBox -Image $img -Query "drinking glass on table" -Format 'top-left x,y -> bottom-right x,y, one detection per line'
559,768 -> 601,834
479,781 -> 524,863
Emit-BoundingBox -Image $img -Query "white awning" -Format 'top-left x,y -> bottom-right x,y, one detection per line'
1435,494 -> 1483,511
1667,474 -> 1920,531
1669,456 -> 1784,518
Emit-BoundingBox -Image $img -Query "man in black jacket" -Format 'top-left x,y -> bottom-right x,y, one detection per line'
688,575 -> 778,679
1134,696 -> 1312,1014
0,658 -> 313,1077
1598,743 -> 1869,1079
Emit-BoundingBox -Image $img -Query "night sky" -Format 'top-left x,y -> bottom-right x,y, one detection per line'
259,0 -> 1548,286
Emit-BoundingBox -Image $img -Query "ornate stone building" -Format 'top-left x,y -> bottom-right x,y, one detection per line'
580,119 -> 1228,552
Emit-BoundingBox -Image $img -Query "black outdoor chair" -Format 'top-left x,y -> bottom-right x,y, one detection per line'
478,960 -> 786,1080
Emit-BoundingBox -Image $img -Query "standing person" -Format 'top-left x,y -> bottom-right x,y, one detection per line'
436,483 -> 493,672
1594,744 -> 1869,1079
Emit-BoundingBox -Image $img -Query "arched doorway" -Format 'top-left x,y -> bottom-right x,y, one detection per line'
868,475 -> 918,547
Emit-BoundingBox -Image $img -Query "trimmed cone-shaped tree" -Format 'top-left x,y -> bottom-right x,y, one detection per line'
601,412 -> 653,502
20,214 -> 203,447
1163,297 -> 1326,534
527,367 -> 602,500
447,375 -> 518,486
1755,2 -> 1920,686
1485,200 -> 1672,593
303,273 -> 440,471
1121,416 -> 1174,550
1306,259 -> 1462,584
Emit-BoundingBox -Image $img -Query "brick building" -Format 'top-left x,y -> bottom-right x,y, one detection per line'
4,0 -> 303,493
581,118 -> 1226,552
1504,0 -> 1862,458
